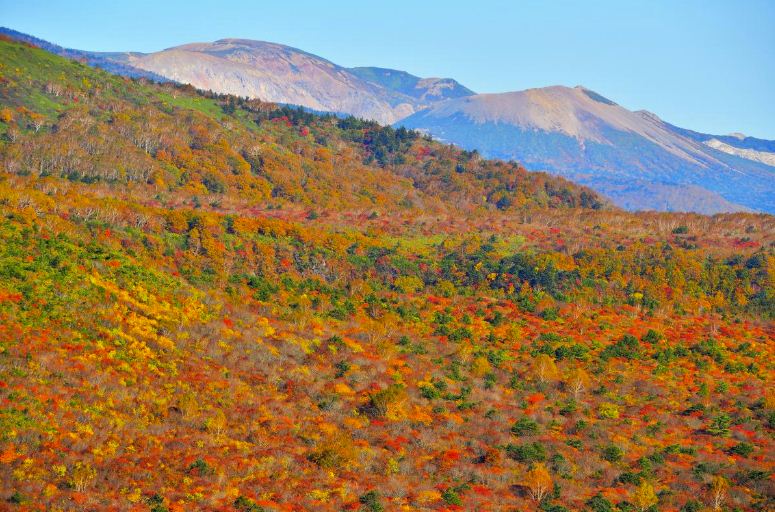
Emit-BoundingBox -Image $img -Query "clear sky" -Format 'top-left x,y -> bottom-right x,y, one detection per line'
2,0 -> 774,138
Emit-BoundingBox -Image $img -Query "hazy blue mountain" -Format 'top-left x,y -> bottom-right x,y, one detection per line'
398,86 -> 775,213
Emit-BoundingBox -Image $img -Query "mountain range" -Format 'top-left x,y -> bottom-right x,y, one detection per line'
2,27 -> 773,214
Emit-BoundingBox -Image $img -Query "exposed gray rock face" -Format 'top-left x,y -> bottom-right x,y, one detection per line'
124,39 -> 471,124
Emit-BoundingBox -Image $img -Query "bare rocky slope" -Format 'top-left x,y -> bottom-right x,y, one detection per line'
399,86 -> 775,213
115,39 -> 472,124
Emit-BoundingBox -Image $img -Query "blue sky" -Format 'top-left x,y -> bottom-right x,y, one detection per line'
3,0 -> 774,138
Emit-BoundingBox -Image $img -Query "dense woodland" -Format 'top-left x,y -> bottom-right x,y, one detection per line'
0,37 -> 773,511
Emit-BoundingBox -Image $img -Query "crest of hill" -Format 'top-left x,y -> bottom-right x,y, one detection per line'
0,26 -> 169,81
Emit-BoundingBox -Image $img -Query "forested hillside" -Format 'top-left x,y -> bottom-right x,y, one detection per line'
0,37 -> 773,511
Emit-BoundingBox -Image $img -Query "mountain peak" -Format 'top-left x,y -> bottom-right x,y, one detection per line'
399,86 -> 774,213
169,38 -> 328,60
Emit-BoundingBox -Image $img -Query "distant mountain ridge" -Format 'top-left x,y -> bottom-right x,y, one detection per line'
399,86 -> 775,213
110,38 -> 472,125
3,27 -> 772,214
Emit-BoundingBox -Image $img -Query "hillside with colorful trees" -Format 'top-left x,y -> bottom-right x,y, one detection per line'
0,36 -> 773,512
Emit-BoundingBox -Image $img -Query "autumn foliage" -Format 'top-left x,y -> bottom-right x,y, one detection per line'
0,37 -> 773,511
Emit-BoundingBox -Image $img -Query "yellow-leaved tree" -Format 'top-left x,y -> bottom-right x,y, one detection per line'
632,480 -> 658,512
525,463 -> 553,503
709,476 -> 728,511
566,367 -> 592,400
533,354 -> 559,385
